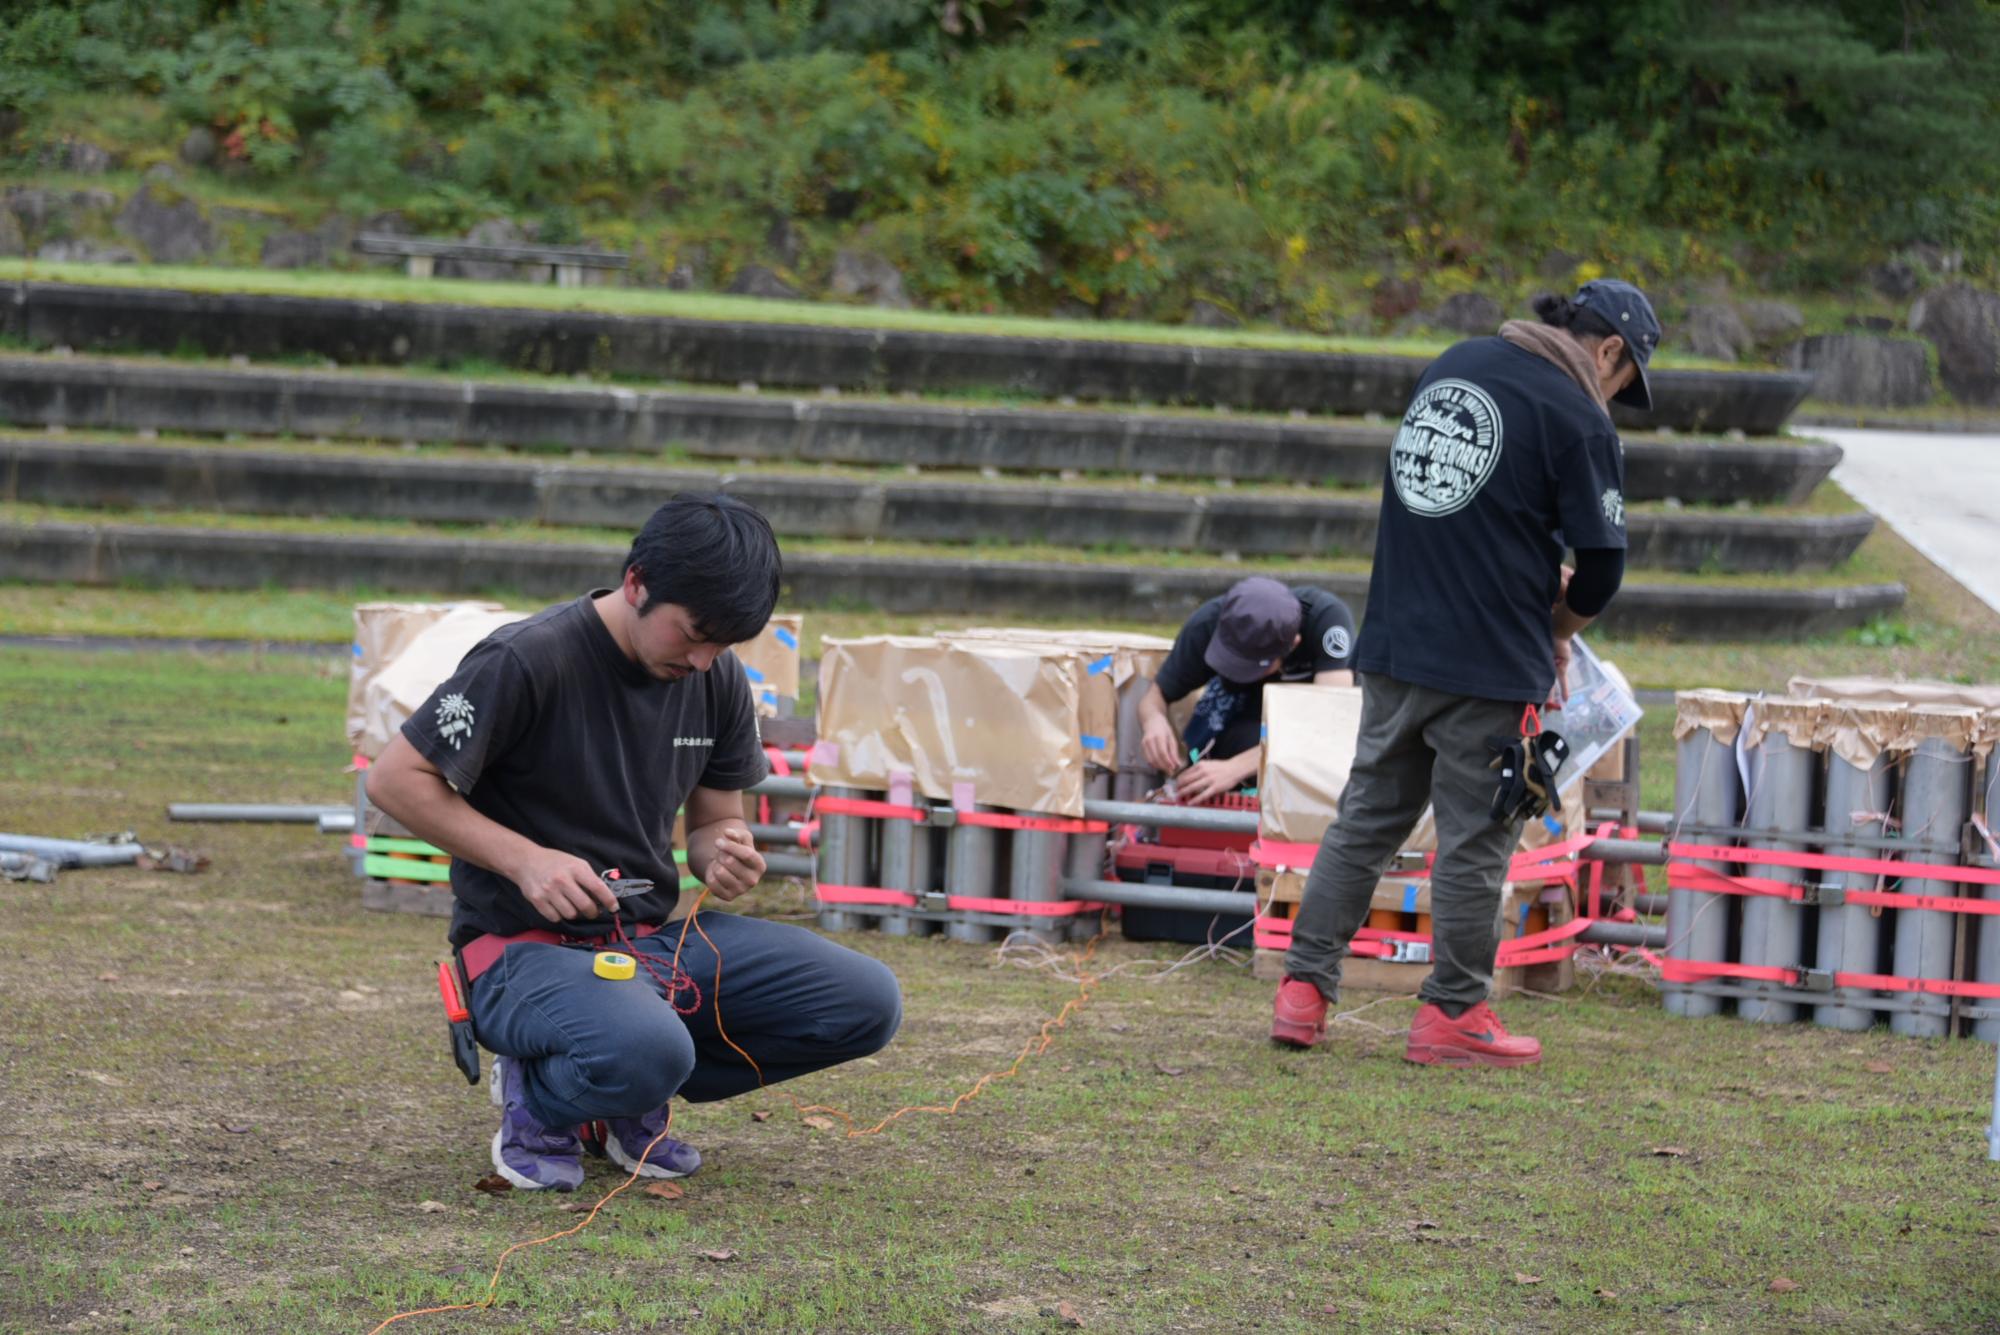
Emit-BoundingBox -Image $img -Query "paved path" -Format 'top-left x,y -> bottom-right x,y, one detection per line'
1809,428 -> 2000,616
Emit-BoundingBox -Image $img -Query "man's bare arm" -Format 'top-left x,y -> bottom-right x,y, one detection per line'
365,734 -> 614,922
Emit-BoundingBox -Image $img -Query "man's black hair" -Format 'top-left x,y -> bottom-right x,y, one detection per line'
622,493 -> 781,645
1531,292 -> 1632,370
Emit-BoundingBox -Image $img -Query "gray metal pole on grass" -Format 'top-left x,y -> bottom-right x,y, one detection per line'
168,803 -> 350,823
1973,742 -> 2000,1044
0,834 -> 143,867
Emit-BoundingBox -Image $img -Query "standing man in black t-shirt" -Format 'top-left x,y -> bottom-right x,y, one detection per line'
1271,279 -> 1661,1067
1136,577 -> 1356,805
368,495 -> 901,1190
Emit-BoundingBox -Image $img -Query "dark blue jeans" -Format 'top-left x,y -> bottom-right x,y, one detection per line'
468,911 -> 903,1129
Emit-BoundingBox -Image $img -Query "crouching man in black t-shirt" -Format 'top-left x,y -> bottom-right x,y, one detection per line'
368,495 -> 901,1190
1270,279 -> 1662,1067
1135,577 -> 1357,805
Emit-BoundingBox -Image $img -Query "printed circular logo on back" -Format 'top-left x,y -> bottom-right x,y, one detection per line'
1321,625 -> 1351,660
1388,378 -> 1504,517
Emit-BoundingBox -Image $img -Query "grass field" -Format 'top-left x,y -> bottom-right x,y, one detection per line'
2,644 -> 1998,1335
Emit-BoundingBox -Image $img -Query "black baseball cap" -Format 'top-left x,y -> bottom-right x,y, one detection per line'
1575,278 -> 1661,411
1204,577 -> 1301,684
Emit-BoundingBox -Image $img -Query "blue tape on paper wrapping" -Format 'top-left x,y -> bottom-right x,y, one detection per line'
773,627 -> 798,650
352,643 -> 363,657
1087,654 -> 1114,676
1259,724 -> 1268,741
1080,734 -> 1107,750
1402,883 -> 1420,913
760,689 -> 778,706
743,664 -> 766,683
1518,903 -> 1533,933
1542,814 -> 1562,835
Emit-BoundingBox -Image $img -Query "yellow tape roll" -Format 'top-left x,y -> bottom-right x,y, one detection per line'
592,951 -> 637,981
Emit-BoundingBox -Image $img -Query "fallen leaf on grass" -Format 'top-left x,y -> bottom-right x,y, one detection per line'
97,972 -> 120,982
557,1200 -> 594,1213
216,1120 -> 252,1134
472,1174 -> 513,1195
1769,1277 -> 1800,1293
1311,1195 -> 1348,1210
1649,1145 -> 1690,1158
1865,1061 -> 1894,1074
1513,1273 -> 1543,1286
1154,1062 -> 1186,1077
751,1110 -> 772,1122
1055,1301 -> 1084,1327
416,1200 -> 448,1214
1408,1219 -> 1440,1230
801,1115 -> 836,1131
699,1248 -> 739,1263
141,1180 -> 164,1192
1594,1288 -> 1618,1300
643,1182 -> 685,1200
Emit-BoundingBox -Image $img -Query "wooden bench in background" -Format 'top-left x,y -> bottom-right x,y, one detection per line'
352,233 -> 629,287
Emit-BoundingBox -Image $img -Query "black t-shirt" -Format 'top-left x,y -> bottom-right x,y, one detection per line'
1353,337 -> 1626,703
400,592 -> 769,948
1155,585 -> 1356,703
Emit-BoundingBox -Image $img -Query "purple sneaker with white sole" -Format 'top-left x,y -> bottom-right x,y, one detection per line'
488,1055 -> 584,1191
604,1105 -> 702,1180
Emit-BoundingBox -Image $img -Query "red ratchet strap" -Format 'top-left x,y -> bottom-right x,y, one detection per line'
759,746 -> 792,824
791,819 -> 820,848
1666,841 -> 2000,888
813,885 -> 1103,917
1666,863 -> 2000,917
1651,954 -> 2000,1001
1253,908 -> 1599,967
954,811 -> 1109,835
814,794 -> 928,822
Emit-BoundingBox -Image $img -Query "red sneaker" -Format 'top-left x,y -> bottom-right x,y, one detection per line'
1270,976 -> 1328,1048
1404,1001 -> 1541,1068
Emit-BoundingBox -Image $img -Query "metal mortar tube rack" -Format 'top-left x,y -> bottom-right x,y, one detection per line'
878,791 -> 936,939
1815,734 -> 1895,1032
1666,718 -> 1742,1020
1080,798 -> 1260,835
1008,813 -> 1070,945
1063,772 -> 1114,941
1891,727 -> 1971,1039
1113,676 -> 1159,804
945,802 -> 1005,944
1973,748 -> 2000,1043
814,785 -> 864,933
1739,718 -> 1820,1025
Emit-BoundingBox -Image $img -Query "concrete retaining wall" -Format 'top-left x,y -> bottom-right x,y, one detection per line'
0,354 -> 1842,505
0,518 -> 1905,638
1,282 -> 1815,433
0,439 -> 1875,572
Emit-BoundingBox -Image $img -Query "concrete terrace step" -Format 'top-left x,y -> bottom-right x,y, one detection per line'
0,353 -> 1841,505
2,280 -> 1815,434
0,437 -> 1875,574
0,517 -> 1904,640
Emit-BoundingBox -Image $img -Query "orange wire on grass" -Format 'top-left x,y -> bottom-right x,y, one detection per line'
368,887 -> 1107,1332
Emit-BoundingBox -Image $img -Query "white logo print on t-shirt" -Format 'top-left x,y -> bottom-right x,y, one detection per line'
436,692 -> 475,751
1322,625 -> 1352,660
1388,378 -> 1504,517
1601,487 -> 1625,528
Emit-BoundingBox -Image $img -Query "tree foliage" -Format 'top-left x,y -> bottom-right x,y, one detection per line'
4,0 -> 1995,311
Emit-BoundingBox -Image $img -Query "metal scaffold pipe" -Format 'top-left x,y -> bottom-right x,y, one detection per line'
760,851 -> 816,880
1081,799 -> 1260,835
748,821 -> 812,846
749,774 -> 814,800
1061,878 -> 1260,916
0,834 -> 143,867
318,812 -> 356,834
168,803 -> 350,823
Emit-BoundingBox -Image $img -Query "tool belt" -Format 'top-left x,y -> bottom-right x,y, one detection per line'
458,921 -> 664,984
